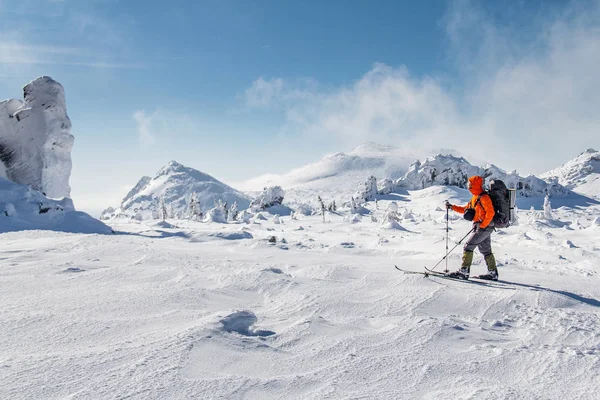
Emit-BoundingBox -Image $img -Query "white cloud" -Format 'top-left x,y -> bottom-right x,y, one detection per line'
244,0 -> 600,175
0,2 -> 140,71
133,110 -> 159,146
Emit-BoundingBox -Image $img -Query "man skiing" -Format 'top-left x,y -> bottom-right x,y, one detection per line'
445,175 -> 499,281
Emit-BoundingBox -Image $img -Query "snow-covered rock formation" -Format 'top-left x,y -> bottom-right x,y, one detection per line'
0,77 -> 111,234
250,186 -> 285,211
102,161 -> 251,220
0,76 -> 74,198
540,149 -> 600,199
395,154 -> 571,197
398,155 -> 480,190
0,177 -> 111,234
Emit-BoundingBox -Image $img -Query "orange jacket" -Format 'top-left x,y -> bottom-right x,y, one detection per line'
451,176 -> 495,229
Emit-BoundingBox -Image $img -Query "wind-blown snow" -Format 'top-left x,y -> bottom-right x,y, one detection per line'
0,76 -> 73,199
242,142 -> 418,193
2,186 -> 599,398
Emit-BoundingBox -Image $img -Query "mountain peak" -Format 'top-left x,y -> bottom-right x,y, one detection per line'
541,149 -> 600,198
104,162 -> 250,220
349,142 -> 396,156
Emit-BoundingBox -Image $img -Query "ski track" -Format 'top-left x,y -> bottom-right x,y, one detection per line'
1,200 -> 600,399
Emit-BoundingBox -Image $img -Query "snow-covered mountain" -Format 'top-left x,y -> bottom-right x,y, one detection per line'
242,142 -> 419,192
240,142 -> 581,211
396,154 -> 571,197
540,149 -> 600,199
0,76 -> 73,199
102,161 -> 251,220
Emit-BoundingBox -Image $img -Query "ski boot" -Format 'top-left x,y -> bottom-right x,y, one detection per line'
476,254 -> 499,281
445,251 -> 473,280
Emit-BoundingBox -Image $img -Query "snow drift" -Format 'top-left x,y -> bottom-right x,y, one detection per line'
0,177 -> 111,234
0,76 -> 74,199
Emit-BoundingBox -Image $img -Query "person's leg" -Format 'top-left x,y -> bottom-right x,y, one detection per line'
477,228 -> 498,279
461,228 -> 492,273
451,227 -> 490,278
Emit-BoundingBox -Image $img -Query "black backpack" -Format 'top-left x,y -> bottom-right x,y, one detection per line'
477,179 -> 511,228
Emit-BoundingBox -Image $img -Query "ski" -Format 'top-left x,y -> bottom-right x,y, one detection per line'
395,265 -> 508,287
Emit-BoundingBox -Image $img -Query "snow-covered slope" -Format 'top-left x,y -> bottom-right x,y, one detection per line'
541,149 -> 600,199
0,177 -> 111,234
3,187 -> 599,398
243,142 -> 418,192
0,76 -> 74,199
240,143 -> 582,212
102,161 -> 251,220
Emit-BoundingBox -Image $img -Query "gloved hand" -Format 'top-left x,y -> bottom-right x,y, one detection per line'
445,201 -> 453,210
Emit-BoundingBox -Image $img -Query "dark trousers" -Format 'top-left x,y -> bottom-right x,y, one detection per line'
464,225 -> 493,256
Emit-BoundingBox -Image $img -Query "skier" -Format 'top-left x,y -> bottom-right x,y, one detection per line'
445,175 -> 499,280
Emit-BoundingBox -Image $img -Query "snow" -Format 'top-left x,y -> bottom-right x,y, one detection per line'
240,145 -> 577,216
102,161 -> 251,221
0,177 -> 111,234
541,148 -> 600,199
0,76 -> 74,199
397,154 -> 572,198
2,186 -> 599,398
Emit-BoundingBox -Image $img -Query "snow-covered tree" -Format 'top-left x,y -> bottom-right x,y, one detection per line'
250,186 -> 285,212
228,201 -> 238,222
188,192 -> 202,220
317,195 -> 326,222
328,200 -> 337,212
543,195 -> 553,220
378,178 -> 395,195
350,197 -> 359,213
358,176 -> 378,202
239,209 -> 252,224
205,199 -> 227,223
160,196 -> 167,221
383,202 -> 400,224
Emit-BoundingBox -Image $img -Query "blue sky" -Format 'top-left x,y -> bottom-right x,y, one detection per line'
0,0 -> 599,214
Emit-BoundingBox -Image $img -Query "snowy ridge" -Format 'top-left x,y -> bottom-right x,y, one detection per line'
102,161 -> 251,220
541,148 -> 600,199
395,153 -> 572,197
0,177 -> 111,234
0,76 -> 74,199
240,143 -> 587,212
242,141 -> 419,193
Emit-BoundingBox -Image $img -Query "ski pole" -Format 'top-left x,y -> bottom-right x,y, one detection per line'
445,208 -> 449,273
427,227 -> 475,273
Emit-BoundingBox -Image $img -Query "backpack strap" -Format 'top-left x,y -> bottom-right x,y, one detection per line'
475,192 -> 489,212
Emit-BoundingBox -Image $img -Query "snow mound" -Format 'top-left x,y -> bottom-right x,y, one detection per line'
102,161 -> 250,220
541,149 -> 600,199
0,76 -> 73,198
0,177 -> 111,234
382,220 -> 407,230
209,230 -> 253,240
